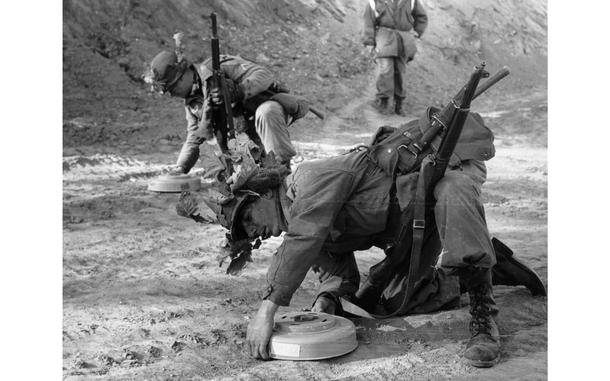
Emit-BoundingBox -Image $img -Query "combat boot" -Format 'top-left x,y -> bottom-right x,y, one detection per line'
394,96 -> 407,116
373,97 -> 389,114
461,269 -> 500,368
491,238 -> 547,296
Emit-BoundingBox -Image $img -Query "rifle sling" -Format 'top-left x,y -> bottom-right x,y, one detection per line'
404,156 -> 433,301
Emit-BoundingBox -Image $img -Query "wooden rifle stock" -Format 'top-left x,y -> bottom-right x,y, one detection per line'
473,66 -> 510,99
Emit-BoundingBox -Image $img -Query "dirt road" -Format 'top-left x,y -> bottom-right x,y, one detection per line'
63,83 -> 547,380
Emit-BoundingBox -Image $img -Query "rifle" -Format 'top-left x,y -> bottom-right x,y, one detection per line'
422,63 -> 489,188
209,12 -> 234,154
406,66 -> 509,158
353,63 -> 498,318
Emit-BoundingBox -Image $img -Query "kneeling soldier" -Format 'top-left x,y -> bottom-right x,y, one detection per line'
197,133 -> 545,367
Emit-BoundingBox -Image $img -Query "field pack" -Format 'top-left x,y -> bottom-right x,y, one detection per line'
366,106 -> 496,176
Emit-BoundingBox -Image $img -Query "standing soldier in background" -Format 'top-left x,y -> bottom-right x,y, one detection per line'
363,0 -> 428,116
144,48 -> 310,174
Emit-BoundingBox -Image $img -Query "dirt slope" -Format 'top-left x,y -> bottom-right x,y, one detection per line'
63,0 -> 547,379
63,0 -> 546,151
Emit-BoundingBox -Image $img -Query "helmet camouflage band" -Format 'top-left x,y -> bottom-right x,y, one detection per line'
203,188 -> 260,241
203,151 -> 290,241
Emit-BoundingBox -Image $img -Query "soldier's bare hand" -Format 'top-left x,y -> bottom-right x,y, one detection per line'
246,300 -> 278,360
168,165 -> 185,175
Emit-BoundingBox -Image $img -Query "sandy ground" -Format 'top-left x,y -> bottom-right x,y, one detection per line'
63,82 -> 547,380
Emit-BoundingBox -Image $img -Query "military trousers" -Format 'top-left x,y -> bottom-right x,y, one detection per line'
312,160 -> 496,313
375,56 -> 408,100
254,100 -> 296,164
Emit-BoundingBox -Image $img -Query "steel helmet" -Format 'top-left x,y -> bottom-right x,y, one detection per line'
144,50 -> 189,93
203,189 -> 260,241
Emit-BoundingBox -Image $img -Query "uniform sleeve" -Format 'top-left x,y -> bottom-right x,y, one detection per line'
176,106 -> 208,172
412,0 -> 428,37
264,169 -> 356,306
362,3 -> 377,46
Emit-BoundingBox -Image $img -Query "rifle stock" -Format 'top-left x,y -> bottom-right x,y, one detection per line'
473,66 -> 510,100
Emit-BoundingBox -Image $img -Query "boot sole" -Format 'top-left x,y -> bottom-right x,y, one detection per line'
465,355 -> 500,368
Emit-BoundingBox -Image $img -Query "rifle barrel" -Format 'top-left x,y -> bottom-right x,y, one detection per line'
211,13 -> 217,37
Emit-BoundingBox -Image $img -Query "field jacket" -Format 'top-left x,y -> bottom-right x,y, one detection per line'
362,0 -> 428,59
264,150 -> 395,306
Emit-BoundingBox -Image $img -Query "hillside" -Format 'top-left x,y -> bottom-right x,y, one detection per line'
63,0 -> 546,150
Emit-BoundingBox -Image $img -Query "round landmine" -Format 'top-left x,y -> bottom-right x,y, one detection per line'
148,174 -> 202,193
269,311 -> 358,360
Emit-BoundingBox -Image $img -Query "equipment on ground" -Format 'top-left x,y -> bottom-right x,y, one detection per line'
269,311 -> 357,360
148,174 -> 201,193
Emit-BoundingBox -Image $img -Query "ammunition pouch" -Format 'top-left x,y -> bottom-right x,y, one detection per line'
366,107 -> 496,176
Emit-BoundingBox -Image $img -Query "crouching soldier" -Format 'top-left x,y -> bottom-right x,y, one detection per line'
144,48 -> 310,174
195,105 -> 546,367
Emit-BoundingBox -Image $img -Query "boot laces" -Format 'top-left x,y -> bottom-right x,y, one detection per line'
469,286 -> 493,336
